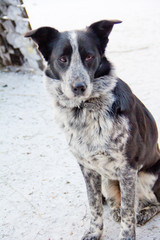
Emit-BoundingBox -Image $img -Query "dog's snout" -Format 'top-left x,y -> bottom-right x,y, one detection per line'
72,82 -> 87,95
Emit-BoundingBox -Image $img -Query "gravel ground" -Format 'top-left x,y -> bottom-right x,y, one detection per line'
0,0 -> 160,239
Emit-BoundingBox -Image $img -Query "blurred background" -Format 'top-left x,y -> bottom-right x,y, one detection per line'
0,0 -> 160,240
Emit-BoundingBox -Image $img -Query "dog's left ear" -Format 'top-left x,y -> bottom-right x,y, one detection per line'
25,27 -> 59,61
87,20 -> 122,54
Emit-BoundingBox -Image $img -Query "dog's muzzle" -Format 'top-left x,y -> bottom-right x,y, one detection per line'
71,82 -> 87,96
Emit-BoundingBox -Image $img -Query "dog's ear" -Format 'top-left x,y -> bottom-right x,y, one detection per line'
87,20 -> 122,54
25,27 -> 59,61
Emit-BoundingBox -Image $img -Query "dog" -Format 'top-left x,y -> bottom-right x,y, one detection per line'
25,20 -> 160,240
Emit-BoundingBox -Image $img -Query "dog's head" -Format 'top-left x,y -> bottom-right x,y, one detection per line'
25,20 -> 121,100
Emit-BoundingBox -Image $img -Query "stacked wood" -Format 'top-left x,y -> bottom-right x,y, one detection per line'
0,0 -> 43,70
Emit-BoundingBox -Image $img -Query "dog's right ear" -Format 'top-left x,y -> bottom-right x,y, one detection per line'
87,20 -> 122,54
25,27 -> 59,61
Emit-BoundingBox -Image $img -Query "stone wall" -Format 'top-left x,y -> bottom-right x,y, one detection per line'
0,0 -> 43,70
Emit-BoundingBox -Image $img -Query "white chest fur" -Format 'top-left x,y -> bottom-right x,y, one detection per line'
44,74 -> 130,179
56,104 -> 130,179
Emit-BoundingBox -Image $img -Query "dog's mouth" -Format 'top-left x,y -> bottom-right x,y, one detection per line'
45,70 -> 116,109
61,81 -> 93,101
53,82 -> 94,109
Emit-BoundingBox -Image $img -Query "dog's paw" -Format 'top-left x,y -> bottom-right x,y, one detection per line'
111,207 -> 121,222
136,209 -> 149,226
136,213 -> 146,226
82,231 -> 102,240
136,205 -> 160,226
119,238 -> 135,240
82,236 -> 100,240
119,229 -> 135,240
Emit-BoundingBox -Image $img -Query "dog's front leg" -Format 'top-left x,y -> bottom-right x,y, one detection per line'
119,166 -> 137,240
79,164 -> 103,240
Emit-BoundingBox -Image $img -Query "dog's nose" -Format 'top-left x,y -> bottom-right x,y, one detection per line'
72,82 -> 87,95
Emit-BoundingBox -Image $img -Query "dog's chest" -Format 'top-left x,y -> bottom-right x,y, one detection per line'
58,106 -> 129,179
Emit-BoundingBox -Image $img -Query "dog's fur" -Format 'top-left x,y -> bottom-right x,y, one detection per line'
25,20 -> 160,240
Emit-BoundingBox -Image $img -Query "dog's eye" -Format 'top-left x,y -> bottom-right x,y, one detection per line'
59,56 -> 67,63
85,55 -> 94,62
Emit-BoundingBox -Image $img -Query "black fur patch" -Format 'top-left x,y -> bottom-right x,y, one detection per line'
111,78 -> 135,115
25,27 -> 59,61
95,57 -> 112,78
87,20 -> 122,54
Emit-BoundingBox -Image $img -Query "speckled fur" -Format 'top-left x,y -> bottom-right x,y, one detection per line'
25,22 -> 160,240
45,67 -> 139,240
44,35 -> 159,240
45,66 -> 159,240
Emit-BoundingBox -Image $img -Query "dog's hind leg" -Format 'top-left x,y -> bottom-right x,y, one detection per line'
137,171 -> 160,226
79,164 -> 103,240
102,178 -> 121,222
137,203 -> 160,226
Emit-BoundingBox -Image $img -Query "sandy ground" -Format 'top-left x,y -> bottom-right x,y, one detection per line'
0,0 -> 160,239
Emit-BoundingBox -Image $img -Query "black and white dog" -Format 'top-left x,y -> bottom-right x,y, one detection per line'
25,20 -> 160,240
